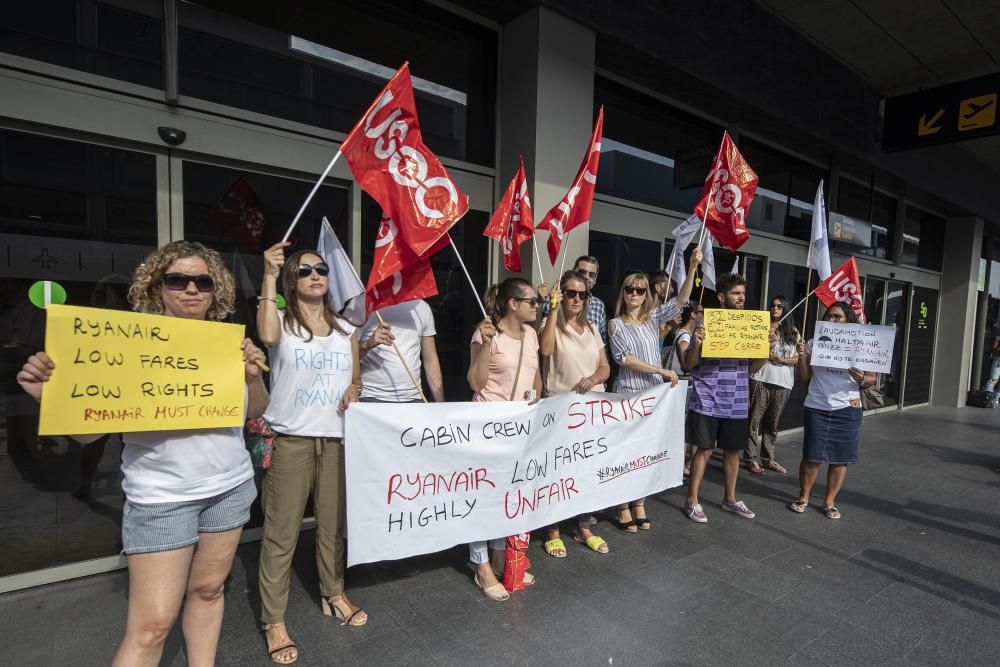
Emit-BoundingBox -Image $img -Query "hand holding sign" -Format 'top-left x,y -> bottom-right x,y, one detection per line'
16,351 -> 55,402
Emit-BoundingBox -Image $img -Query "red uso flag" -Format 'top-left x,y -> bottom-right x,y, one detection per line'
340,63 -> 469,257
536,107 -> 604,264
483,157 -> 534,272
694,132 -> 758,251
815,256 -> 867,323
208,176 -> 267,250
366,214 -> 445,314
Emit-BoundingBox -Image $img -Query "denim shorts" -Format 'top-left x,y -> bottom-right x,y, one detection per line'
121,477 -> 257,555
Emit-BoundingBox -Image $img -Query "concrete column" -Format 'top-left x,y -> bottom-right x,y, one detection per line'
931,216 -> 983,406
970,233 -> 993,389
498,7 -> 595,286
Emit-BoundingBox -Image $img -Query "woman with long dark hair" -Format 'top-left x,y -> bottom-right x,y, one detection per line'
18,241 -> 267,666
538,270 -> 611,557
467,277 -> 542,600
791,302 -> 875,520
744,295 -> 799,474
256,243 -> 365,664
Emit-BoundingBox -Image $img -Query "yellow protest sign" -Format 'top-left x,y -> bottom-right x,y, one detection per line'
702,309 -> 770,358
39,304 -> 245,435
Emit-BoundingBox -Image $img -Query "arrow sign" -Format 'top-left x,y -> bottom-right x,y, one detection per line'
917,109 -> 944,136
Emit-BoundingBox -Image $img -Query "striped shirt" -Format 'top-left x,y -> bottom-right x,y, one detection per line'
609,299 -> 682,393
690,356 -> 750,419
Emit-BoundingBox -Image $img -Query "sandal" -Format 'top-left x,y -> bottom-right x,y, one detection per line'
261,623 -> 298,664
765,461 -> 787,474
321,596 -> 368,626
543,538 -> 567,558
574,533 -> 609,554
474,572 -> 509,601
789,499 -> 808,513
746,461 -> 765,474
823,506 -> 842,520
631,505 -> 651,530
615,508 -> 638,533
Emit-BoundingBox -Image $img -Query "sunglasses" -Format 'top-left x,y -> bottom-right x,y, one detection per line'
770,303 -> 784,310
575,269 -> 598,279
297,263 -> 330,278
514,297 -> 541,307
163,273 -> 215,293
563,289 -> 589,300
624,286 -> 647,296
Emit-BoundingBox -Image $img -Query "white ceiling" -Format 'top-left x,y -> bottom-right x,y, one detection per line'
755,0 -> 1000,174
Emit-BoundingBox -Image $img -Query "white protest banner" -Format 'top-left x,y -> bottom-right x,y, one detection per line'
344,383 -> 686,566
810,320 -> 897,373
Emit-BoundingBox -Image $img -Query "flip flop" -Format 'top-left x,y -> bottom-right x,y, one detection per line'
789,499 -> 808,513
574,534 -> 609,554
766,461 -> 788,474
747,462 -> 765,475
823,506 -> 842,520
543,538 -> 567,558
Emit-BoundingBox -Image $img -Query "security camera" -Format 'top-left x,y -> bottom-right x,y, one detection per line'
157,126 -> 186,146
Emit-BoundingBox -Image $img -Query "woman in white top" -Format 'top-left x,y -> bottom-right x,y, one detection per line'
791,302 -> 875,520
538,271 -> 612,557
257,243 -> 364,664
744,295 -> 799,474
468,277 -> 542,601
18,241 -> 268,667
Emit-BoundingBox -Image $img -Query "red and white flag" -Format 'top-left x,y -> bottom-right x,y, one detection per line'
815,256 -> 866,323
341,63 -> 469,257
208,176 -> 267,250
483,157 -> 534,272
694,132 -> 758,251
536,107 -> 604,264
366,214 -> 445,314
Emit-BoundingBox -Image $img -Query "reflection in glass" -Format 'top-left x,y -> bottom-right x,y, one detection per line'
0,0 -> 163,88
0,131 -> 158,577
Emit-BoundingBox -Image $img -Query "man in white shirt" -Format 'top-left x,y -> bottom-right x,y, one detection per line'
359,299 -> 445,576
359,299 -> 445,403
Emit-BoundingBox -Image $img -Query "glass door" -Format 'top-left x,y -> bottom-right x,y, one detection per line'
882,280 -> 910,407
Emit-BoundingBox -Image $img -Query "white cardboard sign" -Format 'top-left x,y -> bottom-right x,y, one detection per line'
810,320 -> 897,373
343,383 -> 687,566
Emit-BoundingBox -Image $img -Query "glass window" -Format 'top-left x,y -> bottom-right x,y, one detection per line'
0,130 -> 158,577
832,176 -> 894,260
738,139 -> 827,242
179,0 -> 496,165
181,161 -> 350,340
359,194 -> 489,402
589,231 -> 661,313
662,240 -> 764,309
0,0 -> 163,89
594,77 -> 722,212
901,205 -> 945,271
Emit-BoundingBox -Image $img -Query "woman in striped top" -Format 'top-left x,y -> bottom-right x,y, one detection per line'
608,249 -> 701,531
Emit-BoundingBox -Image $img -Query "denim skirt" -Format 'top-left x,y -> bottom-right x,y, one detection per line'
802,405 -> 863,464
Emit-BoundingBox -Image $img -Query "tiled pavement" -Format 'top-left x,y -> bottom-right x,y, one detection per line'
3,405 -> 999,665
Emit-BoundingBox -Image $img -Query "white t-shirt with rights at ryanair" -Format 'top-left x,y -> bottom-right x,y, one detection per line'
263,312 -> 356,438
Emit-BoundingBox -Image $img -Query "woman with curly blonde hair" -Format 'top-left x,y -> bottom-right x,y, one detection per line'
17,240 -> 268,667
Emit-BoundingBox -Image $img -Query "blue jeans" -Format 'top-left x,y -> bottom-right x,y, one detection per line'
469,539 -> 505,565
984,357 -> 1000,392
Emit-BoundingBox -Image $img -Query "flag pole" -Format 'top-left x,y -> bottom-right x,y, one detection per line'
778,286 -> 818,325
532,233 -> 546,285
558,229 -> 570,276
448,234 -> 489,319
281,150 -> 343,243
342,245 -> 428,402
663,250 -> 677,302
800,268 -> 814,336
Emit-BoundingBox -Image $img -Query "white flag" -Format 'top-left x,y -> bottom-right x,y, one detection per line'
730,255 -> 740,276
668,214 -> 702,288
317,216 -> 366,324
700,235 -> 716,291
808,180 -> 832,280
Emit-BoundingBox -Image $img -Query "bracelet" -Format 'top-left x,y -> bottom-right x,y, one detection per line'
257,296 -> 278,303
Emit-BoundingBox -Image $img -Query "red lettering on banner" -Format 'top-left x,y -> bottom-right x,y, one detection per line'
386,468 -> 493,504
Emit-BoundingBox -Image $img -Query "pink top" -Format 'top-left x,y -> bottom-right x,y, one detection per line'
470,324 -> 540,402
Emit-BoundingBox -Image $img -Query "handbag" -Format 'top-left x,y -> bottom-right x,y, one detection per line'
860,384 -> 884,411
246,417 -> 275,470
